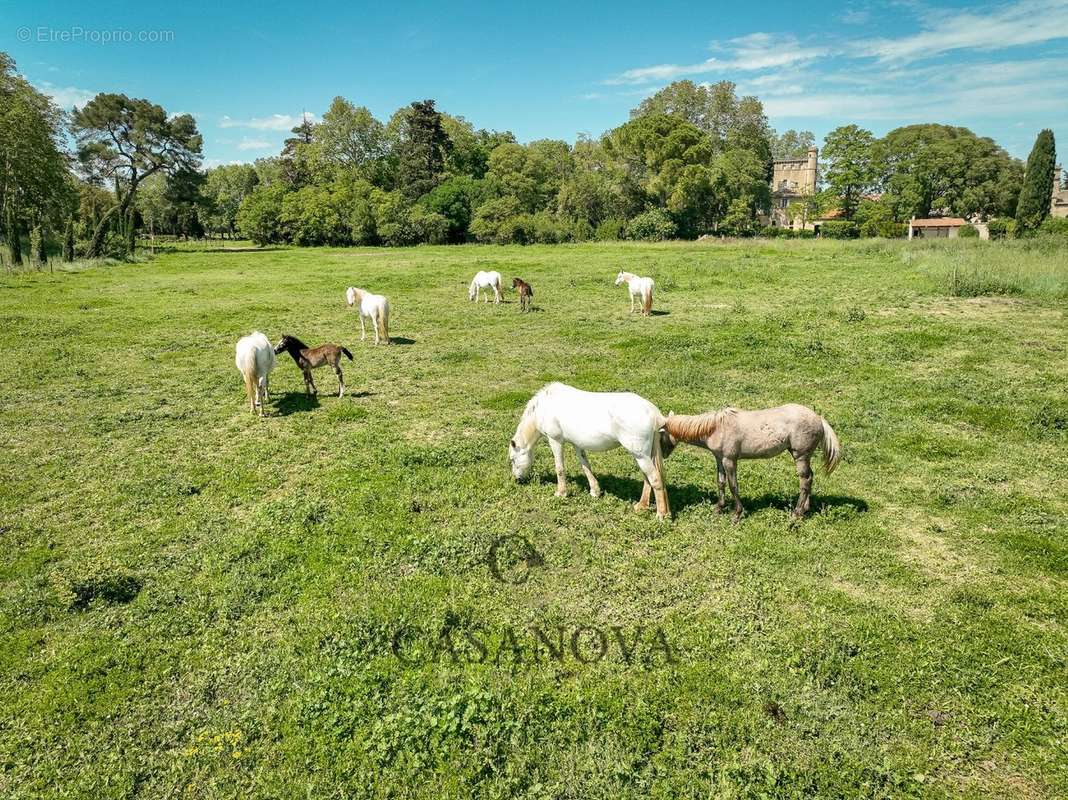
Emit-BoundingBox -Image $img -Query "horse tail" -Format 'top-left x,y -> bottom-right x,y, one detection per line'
643,286 -> 653,315
378,300 -> 390,343
340,346 -> 353,361
821,418 -> 842,475
239,355 -> 257,408
527,283 -> 533,297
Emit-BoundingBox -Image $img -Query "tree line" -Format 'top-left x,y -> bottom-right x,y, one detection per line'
1,51 -> 1063,264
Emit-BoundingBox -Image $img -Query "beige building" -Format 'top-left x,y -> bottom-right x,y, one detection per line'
908,217 -> 968,239
769,147 -> 819,227
1052,164 -> 1068,219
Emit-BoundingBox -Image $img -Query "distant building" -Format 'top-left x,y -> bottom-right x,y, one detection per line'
908,217 -> 969,239
1052,164 -> 1068,219
769,147 -> 819,227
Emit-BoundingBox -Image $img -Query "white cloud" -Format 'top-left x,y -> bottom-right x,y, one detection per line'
33,81 -> 96,109
237,138 -> 272,151
858,0 -> 1068,63
605,33 -> 827,85
202,158 -> 249,168
219,112 -> 318,131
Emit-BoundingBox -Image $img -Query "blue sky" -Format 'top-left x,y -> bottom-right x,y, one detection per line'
5,0 -> 1068,165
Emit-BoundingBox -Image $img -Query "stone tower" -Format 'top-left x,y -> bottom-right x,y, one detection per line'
769,146 -> 819,225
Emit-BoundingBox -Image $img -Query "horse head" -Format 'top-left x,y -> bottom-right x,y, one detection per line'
508,437 -> 534,480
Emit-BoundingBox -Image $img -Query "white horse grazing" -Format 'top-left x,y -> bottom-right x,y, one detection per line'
469,270 -> 502,304
235,331 -> 276,416
346,287 -> 390,345
615,271 -> 654,316
509,382 -> 671,519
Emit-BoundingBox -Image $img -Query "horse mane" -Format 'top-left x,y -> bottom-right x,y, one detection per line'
281,334 -> 307,354
663,408 -> 736,442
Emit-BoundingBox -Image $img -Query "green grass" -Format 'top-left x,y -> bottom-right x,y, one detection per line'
1,239 -> 1066,799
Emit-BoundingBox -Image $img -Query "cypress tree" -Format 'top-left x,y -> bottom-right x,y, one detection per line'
1016,129 -> 1056,234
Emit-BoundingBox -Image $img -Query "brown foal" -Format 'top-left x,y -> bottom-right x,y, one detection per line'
512,277 -> 534,311
274,334 -> 353,397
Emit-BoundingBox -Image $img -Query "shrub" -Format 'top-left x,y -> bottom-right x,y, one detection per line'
1038,216 -> 1068,238
280,186 -> 349,246
595,217 -> 625,241
470,196 -> 524,244
875,222 -> 908,239
562,217 -> 594,242
958,223 -> 979,238
986,218 -> 1015,240
529,211 -> 563,244
409,207 -> 450,245
625,208 -> 676,241
237,185 -> 287,245
820,220 -> 859,239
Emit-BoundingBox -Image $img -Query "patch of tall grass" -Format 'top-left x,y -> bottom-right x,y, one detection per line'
908,237 -> 1068,298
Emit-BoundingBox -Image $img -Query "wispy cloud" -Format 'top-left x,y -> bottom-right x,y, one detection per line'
237,138 -> 272,151
33,81 -> 96,109
219,112 -> 318,131
605,34 -> 827,85
858,0 -> 1068,62
595,0 -> 1066,155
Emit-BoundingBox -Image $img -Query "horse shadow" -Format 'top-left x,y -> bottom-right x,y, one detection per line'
578,473 -> 713,515
588,475 -> 867,518
274,392 -> 320,416
387,337 -> 417,346
739,492 -> 869,516
649,310 -> 670,317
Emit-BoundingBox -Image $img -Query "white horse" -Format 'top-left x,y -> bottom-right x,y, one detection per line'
469,270 -> 502,304
509,382 -> 671,519
615,271 -> 654,316
346,287 -> 390,345
235,331 -> 276,416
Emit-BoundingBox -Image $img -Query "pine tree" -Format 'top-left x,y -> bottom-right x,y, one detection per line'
1016,129 -> 1056,234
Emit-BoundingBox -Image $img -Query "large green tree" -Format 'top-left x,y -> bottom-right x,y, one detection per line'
315,97 -> 388,181
771,129 -> 816,160
1015,129 -> 1056,233
393,100 -> 451,200
0,53 -> 73,265
877,124 -> 1021,220
202,164 -> 259,237
72,93 -> 201,256
822,125 -> 876,220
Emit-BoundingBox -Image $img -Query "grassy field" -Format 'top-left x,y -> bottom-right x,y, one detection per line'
1,239 -> 1066,799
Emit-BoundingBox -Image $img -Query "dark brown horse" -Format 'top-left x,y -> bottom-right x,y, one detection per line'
274,335 -> 353,397
512,277 -> 534,312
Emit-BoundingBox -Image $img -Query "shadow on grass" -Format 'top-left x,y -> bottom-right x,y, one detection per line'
274,392 -> 320,416
649,310 -> 670,317
584,473 -> 713,514
387,337 -> 417,346
587,475 -> 867,518
741,492 -> 869,516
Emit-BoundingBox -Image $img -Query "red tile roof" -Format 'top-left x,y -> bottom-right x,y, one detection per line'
910,217 -> 967,227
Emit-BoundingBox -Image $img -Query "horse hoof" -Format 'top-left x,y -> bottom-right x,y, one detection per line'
632,502 -> 648,513
590,490 -> 601,498
731,513 -> 743,525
